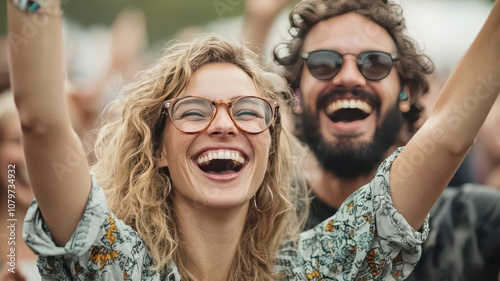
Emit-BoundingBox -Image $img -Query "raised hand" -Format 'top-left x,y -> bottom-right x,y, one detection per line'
245,0 -> 293,24
243,0 -> 294,58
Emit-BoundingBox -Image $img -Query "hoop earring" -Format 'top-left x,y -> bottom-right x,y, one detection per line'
266,185 -> 274,202
253,185 -> 273,212
166,176 -> 172,196
253,196 -> 261,212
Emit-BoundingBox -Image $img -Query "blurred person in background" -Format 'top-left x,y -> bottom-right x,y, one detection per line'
0,33 -> 36,281
0,92 -> 38,281
472,96 -> 500,189
0,38 -> 9,94
65,8 -> 148,139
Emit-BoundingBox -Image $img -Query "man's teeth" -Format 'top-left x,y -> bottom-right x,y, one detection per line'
197,150 -> 245,165
325,99 -> 372,115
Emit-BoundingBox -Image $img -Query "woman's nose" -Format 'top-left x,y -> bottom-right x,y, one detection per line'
205,106 -> 238,137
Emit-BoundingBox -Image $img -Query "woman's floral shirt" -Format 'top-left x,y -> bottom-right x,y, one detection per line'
24,147 -> 429,280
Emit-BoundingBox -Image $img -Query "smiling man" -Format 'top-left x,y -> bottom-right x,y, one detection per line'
275,0 -> 431,217
298,12 -> 408,181
272,0 -> 500,280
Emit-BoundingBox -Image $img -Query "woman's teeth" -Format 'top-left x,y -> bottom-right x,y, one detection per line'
197,150 -> 245,165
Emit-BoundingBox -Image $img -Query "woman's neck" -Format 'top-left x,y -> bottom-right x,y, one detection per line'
175,202 -> 249,281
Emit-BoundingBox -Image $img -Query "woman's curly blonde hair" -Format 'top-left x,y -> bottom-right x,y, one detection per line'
91,36 -> 307,280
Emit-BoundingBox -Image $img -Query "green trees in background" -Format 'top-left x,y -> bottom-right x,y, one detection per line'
0,0 -> 494,44
0,0 -> 245,43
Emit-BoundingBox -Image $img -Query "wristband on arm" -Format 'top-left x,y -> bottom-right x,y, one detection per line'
10,0 -> 62,16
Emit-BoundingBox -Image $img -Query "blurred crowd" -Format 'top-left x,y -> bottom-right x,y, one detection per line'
1,0 -> 496,184
1,1 -> 499,280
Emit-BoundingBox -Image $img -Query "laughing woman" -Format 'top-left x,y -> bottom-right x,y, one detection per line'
7,0 -> 500,280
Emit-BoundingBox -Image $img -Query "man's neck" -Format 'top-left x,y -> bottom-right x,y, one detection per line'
304,151 -> 379,209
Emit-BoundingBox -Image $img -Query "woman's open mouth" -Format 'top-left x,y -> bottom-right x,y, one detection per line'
196,149 -> 246,175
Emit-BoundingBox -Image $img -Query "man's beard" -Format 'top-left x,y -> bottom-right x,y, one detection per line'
300,100 -> 403,179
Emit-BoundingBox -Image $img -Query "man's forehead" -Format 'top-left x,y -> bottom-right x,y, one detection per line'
302,12 -> 397,54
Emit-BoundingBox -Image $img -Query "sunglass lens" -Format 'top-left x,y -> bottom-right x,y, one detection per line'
358,52 -> 393,81
307,50 -> 342,80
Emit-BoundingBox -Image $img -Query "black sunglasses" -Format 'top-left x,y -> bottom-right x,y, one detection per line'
302,50 -> 399,81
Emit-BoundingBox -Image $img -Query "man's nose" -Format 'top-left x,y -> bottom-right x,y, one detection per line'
330,56 -> 367,88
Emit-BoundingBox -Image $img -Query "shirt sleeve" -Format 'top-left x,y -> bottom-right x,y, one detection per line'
22,174 -> 180,280
276,147 -> 430,281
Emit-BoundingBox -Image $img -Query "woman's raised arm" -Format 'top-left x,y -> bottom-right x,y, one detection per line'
391,1 -> 500,230
8,1 -> 91,246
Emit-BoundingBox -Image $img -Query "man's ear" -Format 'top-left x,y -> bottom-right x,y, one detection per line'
157,148 -> 169,168
294,88 -> 303,114
399,85 -> 412,113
